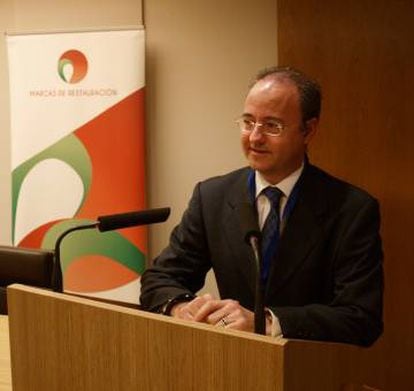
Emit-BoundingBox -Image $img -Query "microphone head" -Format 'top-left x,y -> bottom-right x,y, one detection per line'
238,202 -> 261,244
97,207 -> 171,232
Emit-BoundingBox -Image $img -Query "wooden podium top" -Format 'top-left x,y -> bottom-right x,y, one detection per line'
0,315 -> 12,391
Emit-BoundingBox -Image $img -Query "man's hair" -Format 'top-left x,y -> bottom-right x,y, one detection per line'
252,66 -> 322,125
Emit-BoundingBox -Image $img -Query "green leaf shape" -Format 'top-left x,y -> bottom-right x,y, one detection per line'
58,58 -> 72,82
12,133 -> 92,243
42,219 -> 145,274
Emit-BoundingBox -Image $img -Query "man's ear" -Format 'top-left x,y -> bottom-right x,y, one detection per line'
303,118 -> 319,144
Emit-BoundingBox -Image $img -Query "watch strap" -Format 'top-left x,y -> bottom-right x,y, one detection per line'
160,293 -> 195,315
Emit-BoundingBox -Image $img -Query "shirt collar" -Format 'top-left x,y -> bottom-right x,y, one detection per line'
255,163 -> 304,199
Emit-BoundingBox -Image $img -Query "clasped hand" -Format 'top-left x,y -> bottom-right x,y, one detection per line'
170,293 -> 256,332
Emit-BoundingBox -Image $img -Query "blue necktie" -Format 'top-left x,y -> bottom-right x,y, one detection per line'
261,187 -> 283,283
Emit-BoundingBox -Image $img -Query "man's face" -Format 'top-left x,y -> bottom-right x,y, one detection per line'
241,77 -> 317,184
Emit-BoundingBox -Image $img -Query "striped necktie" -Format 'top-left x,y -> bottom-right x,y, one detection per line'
261,186 -> 283,283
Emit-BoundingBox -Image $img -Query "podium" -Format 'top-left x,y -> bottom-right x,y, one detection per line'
6,284 -> 381,391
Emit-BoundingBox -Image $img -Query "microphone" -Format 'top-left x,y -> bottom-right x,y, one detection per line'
97,208 -> 171,232
239,202 -> 266,335
52,207 -> 171,292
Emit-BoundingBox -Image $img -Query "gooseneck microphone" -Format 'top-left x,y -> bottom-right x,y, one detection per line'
238,203 -> 266,335
97,208 -> 171,232
52,207 -> 171,292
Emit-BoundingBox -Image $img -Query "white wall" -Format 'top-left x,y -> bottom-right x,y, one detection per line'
0,2 -> 13,245
144,1 -> 278,294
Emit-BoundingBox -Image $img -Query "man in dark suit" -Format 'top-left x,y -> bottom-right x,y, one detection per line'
140,66 -> 383,346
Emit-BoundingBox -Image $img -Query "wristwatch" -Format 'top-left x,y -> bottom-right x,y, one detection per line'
160,293 -> 195,315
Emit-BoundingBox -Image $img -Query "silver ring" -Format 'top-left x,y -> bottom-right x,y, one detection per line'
220,317 -> 228,327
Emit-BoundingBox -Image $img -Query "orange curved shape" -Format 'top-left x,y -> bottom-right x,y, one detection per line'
64,254 -> 139,292
18,220 -> 62,248
75,89 -> 147,254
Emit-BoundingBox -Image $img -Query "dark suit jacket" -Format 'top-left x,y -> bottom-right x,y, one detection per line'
140,163 -> 383,346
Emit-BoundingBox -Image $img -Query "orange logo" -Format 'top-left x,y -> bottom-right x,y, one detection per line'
58,50 -> 88,84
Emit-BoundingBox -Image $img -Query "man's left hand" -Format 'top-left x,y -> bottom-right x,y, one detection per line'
193,298 -> 255,332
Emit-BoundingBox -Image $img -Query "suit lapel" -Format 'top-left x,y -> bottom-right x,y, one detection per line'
222,168 -> 258,297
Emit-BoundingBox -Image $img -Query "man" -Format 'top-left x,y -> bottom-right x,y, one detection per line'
140,66 -> 383,346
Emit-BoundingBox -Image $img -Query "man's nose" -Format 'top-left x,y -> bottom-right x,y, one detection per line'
249,124 -> 265,142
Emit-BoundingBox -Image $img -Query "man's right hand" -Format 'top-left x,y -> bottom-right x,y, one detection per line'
170,293 -> 215,320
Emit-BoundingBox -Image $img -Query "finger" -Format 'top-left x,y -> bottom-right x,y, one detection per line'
194,293 -> 215,307
193,299 -> 227,322
224,309 -> 255,332
194,299 -> 239,324
174,293 -> 216,320
172,302 -> 195,320
207,305 -> 235,326
210,311 -> 232,326
185,294 -> 215,315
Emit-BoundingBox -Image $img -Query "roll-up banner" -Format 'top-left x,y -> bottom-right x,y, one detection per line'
6,28 -> 146,303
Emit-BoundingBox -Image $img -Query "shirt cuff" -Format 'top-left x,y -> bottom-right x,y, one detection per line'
265,308 -> 283,338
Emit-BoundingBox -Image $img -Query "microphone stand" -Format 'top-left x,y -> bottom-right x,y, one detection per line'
51,207 -> 171,293
248,235 -> 266,335
52,222 -> 98,292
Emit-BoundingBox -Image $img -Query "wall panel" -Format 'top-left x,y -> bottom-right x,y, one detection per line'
278,1 -> 414,389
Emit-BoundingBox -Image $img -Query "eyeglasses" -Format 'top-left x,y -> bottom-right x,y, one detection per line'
236,117 -> 286,137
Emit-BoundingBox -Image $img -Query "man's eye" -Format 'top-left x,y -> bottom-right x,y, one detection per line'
265,122 -> 282,132
243,119 -> 255,129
